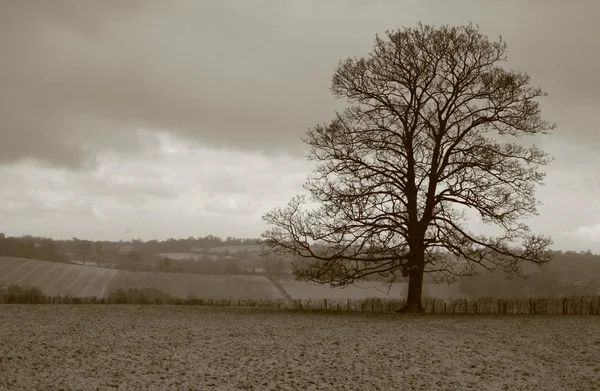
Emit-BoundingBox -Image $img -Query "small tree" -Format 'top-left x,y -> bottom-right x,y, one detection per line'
75,239 -> 92,265
262,24 -> 554,313
94,241 -> 105,265
126,249 -> 141,272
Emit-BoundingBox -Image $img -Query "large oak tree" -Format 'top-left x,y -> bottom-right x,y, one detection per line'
261,24 -> 554,313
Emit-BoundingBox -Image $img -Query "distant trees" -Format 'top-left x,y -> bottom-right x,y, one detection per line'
93,241 -> 105,264
73,238 -> 92,265
0,235 -> 64,262
125,250 -> 142,272
262,24 -> 554,312
157,257 -> 172,273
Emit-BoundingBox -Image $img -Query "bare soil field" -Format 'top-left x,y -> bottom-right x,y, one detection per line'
0,306 -> 598,390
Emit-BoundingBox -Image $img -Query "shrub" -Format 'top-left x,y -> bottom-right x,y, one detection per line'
0,284 -> 46,303
107,288 -> 173,304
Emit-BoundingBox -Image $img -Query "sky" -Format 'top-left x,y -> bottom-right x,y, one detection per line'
1,0 -> 599,251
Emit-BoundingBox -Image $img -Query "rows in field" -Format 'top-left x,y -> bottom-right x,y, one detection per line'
105,271 -> 284,300
1,256 -> 467,302
0,257 -> 118,297
0,257 -> 285,300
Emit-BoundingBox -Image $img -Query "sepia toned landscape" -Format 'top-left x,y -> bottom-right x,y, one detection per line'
2,1 -> 600,390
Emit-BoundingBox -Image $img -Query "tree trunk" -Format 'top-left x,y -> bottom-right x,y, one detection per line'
397,264 -> 425,313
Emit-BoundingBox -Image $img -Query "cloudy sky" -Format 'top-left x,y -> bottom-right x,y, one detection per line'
1,0 -> 599,251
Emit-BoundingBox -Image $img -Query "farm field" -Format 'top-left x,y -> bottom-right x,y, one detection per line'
105,270 -> 283,300
0,256 -> 117,297
279,279 -> 468,301
0,306 -> 598,390
1,256 -> 471,303
0,257 -> 285,300
207,244 -> 262,253
157,252 -> 202,260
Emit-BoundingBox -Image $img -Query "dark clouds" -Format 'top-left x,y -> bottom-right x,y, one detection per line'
1,0 -> 599,168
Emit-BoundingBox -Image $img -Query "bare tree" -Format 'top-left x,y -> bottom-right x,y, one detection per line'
261,24 -> 554,313
126,250 -> 141,272
76,239 -> 92,266
94,241 -> 104,265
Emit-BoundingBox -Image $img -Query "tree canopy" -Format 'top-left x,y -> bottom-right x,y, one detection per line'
261,23 -> 555,312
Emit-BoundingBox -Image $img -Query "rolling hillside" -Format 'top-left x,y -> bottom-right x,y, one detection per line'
1,256 -> 467,301
0,256 -> 284,300
0,256 -> 117,297
105,270 -> 283,299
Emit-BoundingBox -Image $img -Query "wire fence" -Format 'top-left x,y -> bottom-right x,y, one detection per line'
1,287 -> 599,315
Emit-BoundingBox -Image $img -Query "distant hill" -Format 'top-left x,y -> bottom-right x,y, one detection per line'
0,257 -> 117,297
0,256 -> 283,300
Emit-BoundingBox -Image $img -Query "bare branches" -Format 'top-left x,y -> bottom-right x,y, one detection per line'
261,24 -> 554,289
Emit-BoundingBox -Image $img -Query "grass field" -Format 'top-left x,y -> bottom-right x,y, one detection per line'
0,305 -> 598,390
106,270 -> 283,300
279,279 -> 468,301
207,244 -> 262,253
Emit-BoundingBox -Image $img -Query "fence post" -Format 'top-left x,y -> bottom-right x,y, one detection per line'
529,298 -> 533,314
371,299 -> 375,312
347,298 -> 350,312
324,299 -> 327,311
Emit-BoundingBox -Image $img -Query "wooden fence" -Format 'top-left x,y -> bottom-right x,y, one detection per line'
292,296 -> 600,315
1,292 -> 599,315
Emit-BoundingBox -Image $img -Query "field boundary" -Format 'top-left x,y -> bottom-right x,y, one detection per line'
265,275 -> 295,306
1,287 -> 598,315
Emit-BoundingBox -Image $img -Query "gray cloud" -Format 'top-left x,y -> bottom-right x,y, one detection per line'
2,1 -> 598,168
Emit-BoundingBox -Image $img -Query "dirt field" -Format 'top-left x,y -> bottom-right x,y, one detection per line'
0,306 -> 598,390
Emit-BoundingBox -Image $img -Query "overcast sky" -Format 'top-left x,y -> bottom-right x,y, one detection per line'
1,0 -> 599,251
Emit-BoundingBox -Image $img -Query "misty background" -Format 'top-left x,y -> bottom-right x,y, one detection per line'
1,0 -> 599,252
